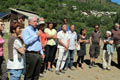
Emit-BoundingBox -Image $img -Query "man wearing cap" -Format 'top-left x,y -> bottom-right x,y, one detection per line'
22,16 -> 44,80
89,25 -> 102,68
112,23 -> 120,68
102,31 -> 114,70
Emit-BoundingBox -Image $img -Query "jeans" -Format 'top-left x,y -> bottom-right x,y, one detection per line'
66,50 -> 75,68
56,48 -> 68,71
9,69 -> 23,80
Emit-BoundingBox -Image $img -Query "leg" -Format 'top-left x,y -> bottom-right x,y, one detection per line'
107,54 -> 112,70
65,50 -> 70,68
52,45 -> 57,69
33,54 -> 42,80
9,69 -> 23,80
116,47 -> 120,67
102,50 -> 107,69
81,56 -> 84,69
55,48 -> 64,71
24,53 -> 39,80
46,45 -> 51,69
70,50 -> 75,68
0,56 -> 3,75
76,56 -> 80,69
60,50 -> 68,70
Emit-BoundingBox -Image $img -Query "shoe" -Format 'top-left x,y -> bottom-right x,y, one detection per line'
39,73 -> 44,77
48,68 -> 53,72
64,67 -> 68,71
92,62 -> 97,67
107,67 -> 111,71
70,67 -> 74,70
55,71 -> 60,75
89,63 -> 92,68
59,70 -> 65,73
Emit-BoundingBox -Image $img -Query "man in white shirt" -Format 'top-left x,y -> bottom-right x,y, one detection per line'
66,25 -> 77,70
55,24 -> 70,75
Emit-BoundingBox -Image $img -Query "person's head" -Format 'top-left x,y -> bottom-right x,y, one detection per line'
70,24 -> 75,32
47,21 -> 53,29
80,28 -> 86,35
0,20 -> 4,32
28,16 -> 37,28
115,23 -> 120,30
38,21 -> 45,31
62,24 -> 67,32
94,24 -> 100,32
63,18 -> 67,24
17,15 -> 23,24
10,23 -> 22,36
106,31 -> 111,38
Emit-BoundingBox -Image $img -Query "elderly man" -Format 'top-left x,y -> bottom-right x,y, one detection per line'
112,23 -> 120,68
22,16 -> 44,80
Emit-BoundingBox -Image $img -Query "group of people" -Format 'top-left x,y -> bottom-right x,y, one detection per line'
0,16 -> 120,80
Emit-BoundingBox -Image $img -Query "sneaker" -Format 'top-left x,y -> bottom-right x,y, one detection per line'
89,63 -> 92,68
39,73 -> 44,77
48,68 -> 53,72
55,71 -> 60,75
107,67 -> 111,71
92,62 -> 97,67
59,70 -> 65,73
70,67 -> 74,70
64,67 -> 68,71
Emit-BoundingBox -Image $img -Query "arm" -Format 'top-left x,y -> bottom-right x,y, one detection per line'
58,38 -> 67,49
17,48 -> 26,55
0,38 -> 5,44
89,37 -> 92,45
22,29 -> 39,45
109,40 -> 114,45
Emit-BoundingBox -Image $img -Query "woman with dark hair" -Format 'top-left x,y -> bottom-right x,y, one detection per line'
76,28 -> 88,69
0,20 -> 5,78
44,21 -> 57,71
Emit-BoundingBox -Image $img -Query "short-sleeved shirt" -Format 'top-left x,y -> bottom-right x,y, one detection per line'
7,39 -> 24,69
112,29 -> 120,44
103,37 -> 113,50
90,31 -> 101,44
57,31 -> 70,49
44,28 -> 57,46
68,31 -> 77,50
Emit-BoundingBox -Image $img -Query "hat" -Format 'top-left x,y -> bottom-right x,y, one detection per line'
38,21 -> 45,25
106,31 -> 111,36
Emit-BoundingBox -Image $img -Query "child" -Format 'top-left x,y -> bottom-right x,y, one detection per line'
76,28 -> 88,69
102,31 -> 114,70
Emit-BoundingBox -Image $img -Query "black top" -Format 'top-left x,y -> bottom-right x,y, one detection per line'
103,37 -> 113,50
77,34 -> 88,56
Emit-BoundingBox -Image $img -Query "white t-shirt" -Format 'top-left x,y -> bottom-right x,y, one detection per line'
57,31 -> 70,49
7,39 -> 24,69
68,31 -> 77,50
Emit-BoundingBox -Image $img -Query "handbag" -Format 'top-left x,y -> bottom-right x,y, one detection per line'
76,42 -> 80,50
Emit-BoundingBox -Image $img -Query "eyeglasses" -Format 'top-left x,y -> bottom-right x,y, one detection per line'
0,24 -> 5,26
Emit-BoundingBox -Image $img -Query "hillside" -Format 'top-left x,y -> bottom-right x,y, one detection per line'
0,0 -> 120,34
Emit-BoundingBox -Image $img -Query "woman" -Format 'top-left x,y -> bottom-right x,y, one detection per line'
0,20 -> 5,77
76,28 -> 88,69
7,23 -> 25,80
44,22 -> 57,71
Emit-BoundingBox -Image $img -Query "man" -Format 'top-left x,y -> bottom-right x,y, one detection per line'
66,25 -> 77,70
22,16 -> 44,80
58,18 -> 69,32
89,25 -> 102,68
55,24 -> 70,75
112,23 -> 120,68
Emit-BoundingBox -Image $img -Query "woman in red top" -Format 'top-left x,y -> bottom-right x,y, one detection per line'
38,20 -> 47,77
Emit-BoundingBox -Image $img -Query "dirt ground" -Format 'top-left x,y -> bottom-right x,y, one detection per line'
38,44 -> 120,80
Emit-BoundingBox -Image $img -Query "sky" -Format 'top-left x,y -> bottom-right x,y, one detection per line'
111,0 -> 120,5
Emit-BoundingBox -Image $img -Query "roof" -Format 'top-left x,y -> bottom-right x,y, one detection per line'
9,8 -> 40,18
0,12 -> 9,18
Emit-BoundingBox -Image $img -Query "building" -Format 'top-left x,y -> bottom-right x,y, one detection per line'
0,8 -> 40,34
